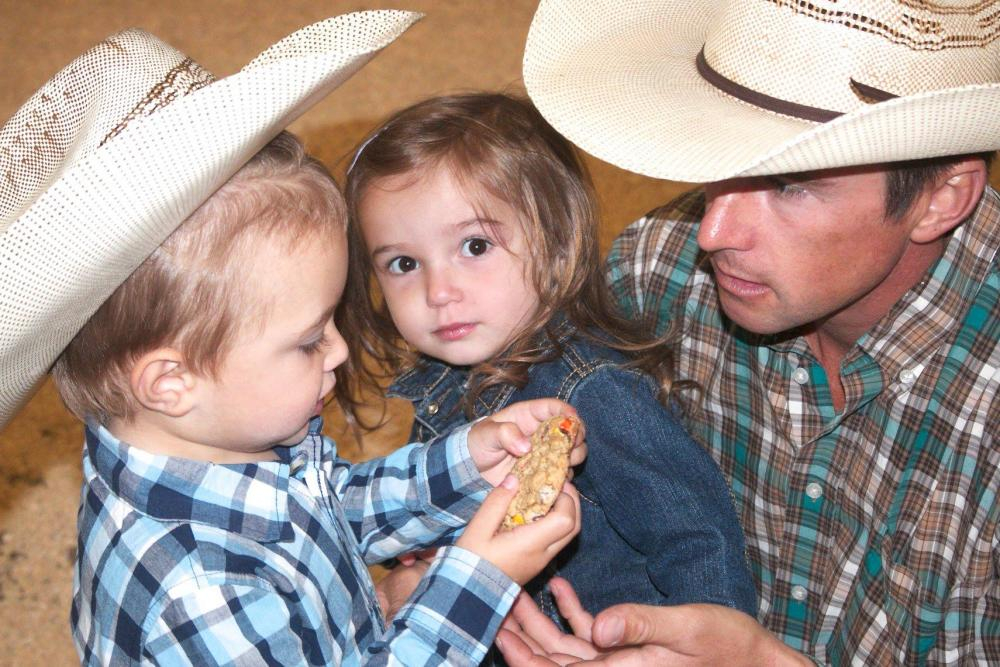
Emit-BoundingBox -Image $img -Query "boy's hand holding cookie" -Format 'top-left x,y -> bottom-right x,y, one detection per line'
456,473 -> 582,585
467,398 -> 586,487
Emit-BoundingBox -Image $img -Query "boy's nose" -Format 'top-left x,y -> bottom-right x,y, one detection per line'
324,322 -> 349,371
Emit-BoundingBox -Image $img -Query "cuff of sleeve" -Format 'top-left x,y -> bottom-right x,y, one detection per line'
423,423 -> 492,515
398,544 -> 519,664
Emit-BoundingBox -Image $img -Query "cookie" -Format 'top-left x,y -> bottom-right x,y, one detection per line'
502,415 -> 581,530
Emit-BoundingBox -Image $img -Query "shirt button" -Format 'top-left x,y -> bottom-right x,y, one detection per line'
805,482 -> 823,500
791,585 -> 808,601
289,453 -> 307,475
792,367 -> 809,385
426,402 -> 439,415
899,368 -> 916,385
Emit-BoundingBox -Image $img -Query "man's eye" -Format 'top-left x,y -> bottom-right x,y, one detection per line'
461,237 -> 492,257
767,177 -> 807,198
387,256 -> 418,274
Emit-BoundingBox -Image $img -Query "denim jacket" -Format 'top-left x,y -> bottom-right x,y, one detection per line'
389,326 -> 757,621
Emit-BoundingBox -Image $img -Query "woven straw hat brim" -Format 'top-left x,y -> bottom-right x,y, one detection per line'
522,0 -> 1000,183
0,11 -> 420,429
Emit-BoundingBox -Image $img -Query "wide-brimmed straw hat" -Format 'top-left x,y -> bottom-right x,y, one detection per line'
523,0 -> 1000,182
0,11 -> 421,430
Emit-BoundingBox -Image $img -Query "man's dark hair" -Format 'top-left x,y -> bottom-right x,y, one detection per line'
885,152 -> 995,220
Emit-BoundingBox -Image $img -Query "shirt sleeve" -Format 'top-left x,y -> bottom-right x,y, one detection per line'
142,550 -> 518,667
378,545 -> 519,666
330,424 -> 493,563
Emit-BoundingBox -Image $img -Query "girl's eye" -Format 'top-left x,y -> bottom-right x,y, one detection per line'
387,256 -> 418,274
461,237 -> 492,257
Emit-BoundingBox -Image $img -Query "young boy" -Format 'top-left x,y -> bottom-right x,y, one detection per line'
59,129 -> 583,666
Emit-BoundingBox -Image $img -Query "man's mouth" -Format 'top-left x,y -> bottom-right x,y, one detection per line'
712,263 -> 769,298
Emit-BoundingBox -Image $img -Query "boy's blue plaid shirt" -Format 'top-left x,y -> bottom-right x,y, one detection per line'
72,418 -> 518,666
607,188 -> 1000,665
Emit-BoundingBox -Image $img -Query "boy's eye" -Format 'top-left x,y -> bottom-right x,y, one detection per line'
299,333 -> 328,355
461,237 -> 492,257
387,256 -> 418,274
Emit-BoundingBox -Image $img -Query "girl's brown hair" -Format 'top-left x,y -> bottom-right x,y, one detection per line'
338,93 -> 678,429
53,131 -> 345,424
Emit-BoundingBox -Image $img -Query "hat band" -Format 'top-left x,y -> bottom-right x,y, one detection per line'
696,47 -> 841,123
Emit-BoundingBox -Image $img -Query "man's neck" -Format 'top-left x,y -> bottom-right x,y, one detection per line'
802,237 -> 947,412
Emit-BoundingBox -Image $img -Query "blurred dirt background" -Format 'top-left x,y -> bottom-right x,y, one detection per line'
0,1 -> 688,663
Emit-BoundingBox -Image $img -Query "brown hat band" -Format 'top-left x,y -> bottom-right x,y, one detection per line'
696,47 -> 899,123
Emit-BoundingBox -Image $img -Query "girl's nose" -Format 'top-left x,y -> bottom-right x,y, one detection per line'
425,265 -> 461,307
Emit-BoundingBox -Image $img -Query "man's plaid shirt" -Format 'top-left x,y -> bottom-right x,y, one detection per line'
72,418 -> 517,665
606,188 -> 999,664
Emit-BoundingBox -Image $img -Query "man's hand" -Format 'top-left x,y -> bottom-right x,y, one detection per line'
498,578 -> 812,666
468,398 -> 585,487
374,557 -> 430,622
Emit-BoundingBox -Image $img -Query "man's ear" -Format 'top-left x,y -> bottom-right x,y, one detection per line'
910,157 -> 988,244
130,348 -> 197,417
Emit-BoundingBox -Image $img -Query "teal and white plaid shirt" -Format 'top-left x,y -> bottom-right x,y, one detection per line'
607,188 -> 999,665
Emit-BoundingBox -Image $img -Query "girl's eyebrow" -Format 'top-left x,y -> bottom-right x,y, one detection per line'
369,216 -> 502,259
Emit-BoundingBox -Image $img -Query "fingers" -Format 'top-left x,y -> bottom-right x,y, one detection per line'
544,483 -> 582,552
493,398 -> 579,434
496,629 -> 564,667
549,577 -> 594,642
463,474 -> 518,541
496,420 -> 531,457
592,603 -> 671,649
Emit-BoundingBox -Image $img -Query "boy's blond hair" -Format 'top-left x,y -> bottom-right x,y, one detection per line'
52,131 -> 346,424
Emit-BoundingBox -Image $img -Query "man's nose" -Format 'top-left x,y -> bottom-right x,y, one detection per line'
698,183 -> 755,253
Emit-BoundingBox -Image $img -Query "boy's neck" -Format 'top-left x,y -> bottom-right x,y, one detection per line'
107,414 -> 280,464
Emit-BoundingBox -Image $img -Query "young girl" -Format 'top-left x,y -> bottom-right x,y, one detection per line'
337,93 -> 757,631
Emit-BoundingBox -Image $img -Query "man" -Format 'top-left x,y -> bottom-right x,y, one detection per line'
499,0 -> 1000,664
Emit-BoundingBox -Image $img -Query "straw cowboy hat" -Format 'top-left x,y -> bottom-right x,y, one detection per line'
522,0 -> 1000,183
0,11 -> 421,430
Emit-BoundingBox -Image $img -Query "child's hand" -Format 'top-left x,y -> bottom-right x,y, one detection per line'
468,398 -> 586,487
455,474 -> 581,585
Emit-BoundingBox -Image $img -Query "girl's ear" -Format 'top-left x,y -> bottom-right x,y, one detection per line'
130,348 -> 197,417
910,157 -> 988,244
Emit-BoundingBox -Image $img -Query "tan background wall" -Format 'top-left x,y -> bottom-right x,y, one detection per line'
0,1 -> 685,662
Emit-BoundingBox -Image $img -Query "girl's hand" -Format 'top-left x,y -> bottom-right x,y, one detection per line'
468,398 -> 586,487
456,474 -> 581,585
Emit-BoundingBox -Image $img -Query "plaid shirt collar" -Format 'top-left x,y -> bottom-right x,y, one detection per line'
82,419 -> 327,543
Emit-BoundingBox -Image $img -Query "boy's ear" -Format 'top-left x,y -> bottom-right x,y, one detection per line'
130,348 -> 197,417
910,157 -> 988,244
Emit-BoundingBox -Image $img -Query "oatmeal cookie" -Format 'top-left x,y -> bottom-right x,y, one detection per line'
502,415 -> 581,530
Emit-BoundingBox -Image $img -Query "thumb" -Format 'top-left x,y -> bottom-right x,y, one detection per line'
592,603 -> 670,649
467,474 -> 519,538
